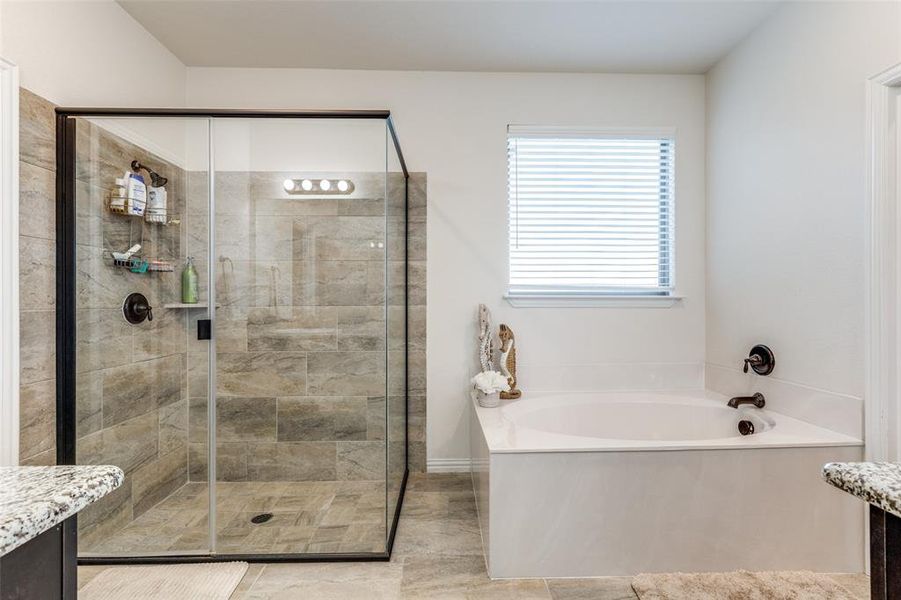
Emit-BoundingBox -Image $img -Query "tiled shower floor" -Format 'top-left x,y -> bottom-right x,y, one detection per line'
81,480 -> 388,556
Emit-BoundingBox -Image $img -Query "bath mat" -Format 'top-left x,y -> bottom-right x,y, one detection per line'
79,561 -> 248,600
632,570 -> 858,600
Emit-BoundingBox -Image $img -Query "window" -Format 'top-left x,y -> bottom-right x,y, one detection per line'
506,126 -> 676,306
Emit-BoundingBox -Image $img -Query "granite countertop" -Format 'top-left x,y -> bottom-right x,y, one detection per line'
0,465 -> 124,557
823,461 -> 901,518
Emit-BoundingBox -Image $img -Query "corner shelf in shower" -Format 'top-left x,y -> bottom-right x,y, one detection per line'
162,302 -> 220,309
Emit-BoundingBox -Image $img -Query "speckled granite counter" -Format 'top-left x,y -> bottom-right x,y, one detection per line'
0,465 -> 123,557
823,461 -> 901,518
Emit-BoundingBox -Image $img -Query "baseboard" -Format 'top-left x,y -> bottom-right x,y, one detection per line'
427,458 -> 471,473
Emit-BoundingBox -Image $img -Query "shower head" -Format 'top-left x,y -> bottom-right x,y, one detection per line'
131,160 -> 168,187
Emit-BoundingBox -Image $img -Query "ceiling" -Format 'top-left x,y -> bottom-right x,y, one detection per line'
118,0 -> 781,74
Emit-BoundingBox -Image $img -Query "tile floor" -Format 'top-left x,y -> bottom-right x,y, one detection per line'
78,473 -> 871,599
81,480 -> 388,555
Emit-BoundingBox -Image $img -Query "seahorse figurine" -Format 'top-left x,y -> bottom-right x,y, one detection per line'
498,324 -> 522,400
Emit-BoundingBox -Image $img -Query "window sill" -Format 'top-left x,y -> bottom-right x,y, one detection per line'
503,294 -> 684,308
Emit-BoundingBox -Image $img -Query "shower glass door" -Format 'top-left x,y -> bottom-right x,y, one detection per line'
209,118 -> 391,555
72,116 -> 212,556
66,111 -> 406,560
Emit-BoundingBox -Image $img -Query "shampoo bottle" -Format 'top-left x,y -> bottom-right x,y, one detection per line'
181,257 -> 198,304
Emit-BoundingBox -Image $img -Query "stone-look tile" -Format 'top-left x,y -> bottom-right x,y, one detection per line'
19,310 -> 55,386
19,88 -> 55,171
76,309 -> 133,373
246,442 -> 337,481
546,578 -> 637,600
18,378 -> 56,461
293,216 -> 386,262
337,441 -> 385,481
367,396 -> 387,441
828,574 -> 869,599
408,442 -> 427,473
133,308 -> 187,361
188,442 -> 249,482
131,448 -> 188,517
77,566 -> 108,590
336,306 -> 385,351
217,352 -> 307,397
101,355 -> 182,428
247,306 -> 337,351
390,260 -> 426,307
18,235 -> 55,310
78,411 -> 159,474
76,370 -> 103,438
277,397 -> 368,442
19,161 -> 56,241
75,244 -> 153,309
402,555 -> 550,600
211,171 -> 251,216
243,562 -> 403,600
229,563 -> 265,599
189,307 -> 247,353
78,479 -> 133,550
307,351 -> 385,396
19,448 -> 55,466
190,396 -> 277,442
293,259 -> 385,307
159,399 -> 188,454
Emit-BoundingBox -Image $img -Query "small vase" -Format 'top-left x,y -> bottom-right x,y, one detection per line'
478,391 -> 500,408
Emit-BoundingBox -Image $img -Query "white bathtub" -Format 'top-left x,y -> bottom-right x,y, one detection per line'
470,391 -> 864,578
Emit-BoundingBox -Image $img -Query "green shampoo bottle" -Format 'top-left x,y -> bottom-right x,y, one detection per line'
181,257 -> 198,304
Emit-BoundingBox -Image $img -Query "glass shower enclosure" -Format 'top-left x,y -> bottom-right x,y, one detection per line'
55,109 -> 409,561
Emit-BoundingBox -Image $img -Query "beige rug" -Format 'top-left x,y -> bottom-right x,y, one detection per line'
80,562 -> 248,600
632,570 -> 858,600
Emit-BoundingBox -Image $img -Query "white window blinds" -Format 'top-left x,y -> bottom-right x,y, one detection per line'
507,127 -> 675,298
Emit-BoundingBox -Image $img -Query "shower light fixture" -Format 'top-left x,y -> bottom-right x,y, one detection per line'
283,177 -> 355,195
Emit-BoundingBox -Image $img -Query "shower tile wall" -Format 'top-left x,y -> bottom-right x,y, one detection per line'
185,170 -> 427,482
73,120 -> 190,549
18,89 -> 57,468
19,89 -> 192,548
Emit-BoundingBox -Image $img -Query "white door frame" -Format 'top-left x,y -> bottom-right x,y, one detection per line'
866,62 -> 901,462
0,58 -> 19,467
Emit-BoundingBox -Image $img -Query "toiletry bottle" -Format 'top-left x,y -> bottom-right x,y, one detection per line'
146,185 -> 167,223
126,172 -> 147,216
181,257 -> 199,304
111,174 -> 128,212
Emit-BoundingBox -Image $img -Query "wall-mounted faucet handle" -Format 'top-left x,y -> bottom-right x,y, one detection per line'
743,355 -> 762,373
743,344 -> 775,376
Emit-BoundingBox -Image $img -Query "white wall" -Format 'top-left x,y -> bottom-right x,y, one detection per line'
706,2 -> 901,435
1,0 -> 187,164
187,68 -> 708,464
0,0 -> 185,107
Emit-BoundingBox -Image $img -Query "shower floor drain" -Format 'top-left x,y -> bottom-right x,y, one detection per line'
250,513 -> 273,524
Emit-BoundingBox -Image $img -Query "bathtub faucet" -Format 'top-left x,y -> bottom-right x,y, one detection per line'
727,392 -> 766,409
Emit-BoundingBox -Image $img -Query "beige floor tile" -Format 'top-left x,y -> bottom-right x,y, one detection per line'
243,562 -> 403,600
401,554 -> 550,600
78,565 -> 108,590
545,577 -> 638,600
230,564 -> 265,599
392,514 -> 484,558
828,573 -> 870,599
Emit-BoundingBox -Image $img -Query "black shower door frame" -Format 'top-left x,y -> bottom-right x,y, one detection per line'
55,108 -> 410,564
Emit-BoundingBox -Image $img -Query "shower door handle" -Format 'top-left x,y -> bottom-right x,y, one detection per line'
197,319 -> 211,340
